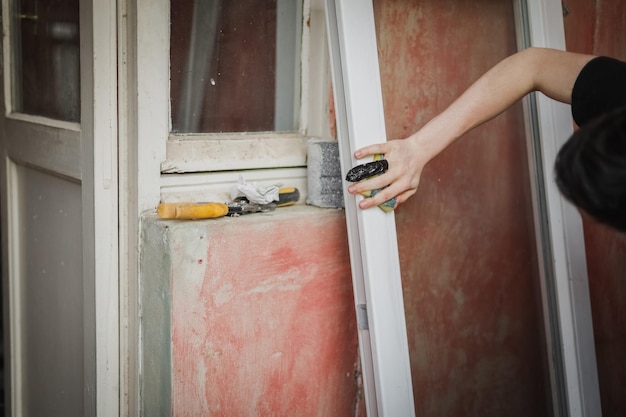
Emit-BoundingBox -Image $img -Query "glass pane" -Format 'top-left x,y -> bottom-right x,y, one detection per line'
12,0 -> 80,122
371,0 -> 553,415
170,0 -> 301,133
17,164 -> 84,414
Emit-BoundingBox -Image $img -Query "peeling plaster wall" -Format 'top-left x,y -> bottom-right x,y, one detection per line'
141,207 -> 360,416
141,218 -> 172,417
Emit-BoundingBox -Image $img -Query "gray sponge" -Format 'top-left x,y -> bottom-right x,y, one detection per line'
306,138 -> 345,208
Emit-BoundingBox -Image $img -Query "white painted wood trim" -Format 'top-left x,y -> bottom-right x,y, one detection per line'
163,134 -> 308,173
0,0 -> 81,181
5,113 -> 81,131
4,117 -> 81,181
325,1 -> 415,416
136,0 -> 168,212
117,0 -> 140,414
515,1 -> 601,416
163,1 -> 326,178
306,0 -> 332,139
83,0 -> 121,414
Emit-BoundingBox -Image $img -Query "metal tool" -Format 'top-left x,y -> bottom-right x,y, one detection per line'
156,187 -> 300,220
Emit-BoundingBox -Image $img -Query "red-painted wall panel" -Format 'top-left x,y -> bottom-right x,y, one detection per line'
168,209 -> 361,416
373,1 -> 550,415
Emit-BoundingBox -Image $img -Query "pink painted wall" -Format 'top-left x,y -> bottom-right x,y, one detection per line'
142,208 -> 362,416
563,1 -> 626,415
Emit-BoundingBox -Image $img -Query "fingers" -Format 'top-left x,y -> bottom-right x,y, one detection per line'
395,188 -> 417,206
346,166 -> 421,210
347,172 -> 388,195
356,183 -> 417,210
348,138 -> 423,210
347,171 -> 403,210
357,184 -> 398,209
354,143 -> 388,159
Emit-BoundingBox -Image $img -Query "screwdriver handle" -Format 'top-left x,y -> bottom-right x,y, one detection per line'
277,187 -> 300,207
157,202 -> 229,220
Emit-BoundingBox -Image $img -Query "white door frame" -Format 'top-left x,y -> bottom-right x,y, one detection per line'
83,0 -> 120,415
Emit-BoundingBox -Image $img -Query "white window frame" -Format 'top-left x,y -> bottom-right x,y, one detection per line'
134,0 -> 329,206
325,1 -> 415,416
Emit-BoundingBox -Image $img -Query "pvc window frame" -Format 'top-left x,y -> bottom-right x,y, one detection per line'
325,1 -> 415,416
326,0 -> 601,416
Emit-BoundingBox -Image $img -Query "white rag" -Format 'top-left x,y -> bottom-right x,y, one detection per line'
230,176 -> 280,205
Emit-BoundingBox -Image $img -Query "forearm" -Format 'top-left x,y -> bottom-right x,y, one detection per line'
408,47 -> 595,164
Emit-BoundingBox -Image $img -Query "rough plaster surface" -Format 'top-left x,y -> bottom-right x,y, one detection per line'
141,217 -> 173,417
373,0 -> 549,415
141,207 -> 362,416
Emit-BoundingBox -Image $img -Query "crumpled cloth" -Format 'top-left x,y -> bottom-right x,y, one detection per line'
230,176 -> 280,205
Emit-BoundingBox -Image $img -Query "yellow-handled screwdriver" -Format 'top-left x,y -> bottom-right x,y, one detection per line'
157,187 -> 300,220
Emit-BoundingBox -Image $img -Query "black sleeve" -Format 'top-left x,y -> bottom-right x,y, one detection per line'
571,56 -> 626,126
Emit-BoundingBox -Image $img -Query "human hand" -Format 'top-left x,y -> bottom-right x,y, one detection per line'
345,156 -> 396,212
346,136 -> 427,210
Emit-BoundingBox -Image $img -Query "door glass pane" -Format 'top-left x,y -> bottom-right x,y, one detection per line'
12,0 -> 80,122
372,0 -> 552,415
170,0 -> 301,133
16,164 -> 84,415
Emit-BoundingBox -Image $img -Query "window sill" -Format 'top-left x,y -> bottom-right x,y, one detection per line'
162,133 -> 308,173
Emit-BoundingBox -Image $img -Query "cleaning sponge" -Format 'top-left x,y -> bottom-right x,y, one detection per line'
306,138 -> 344,208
